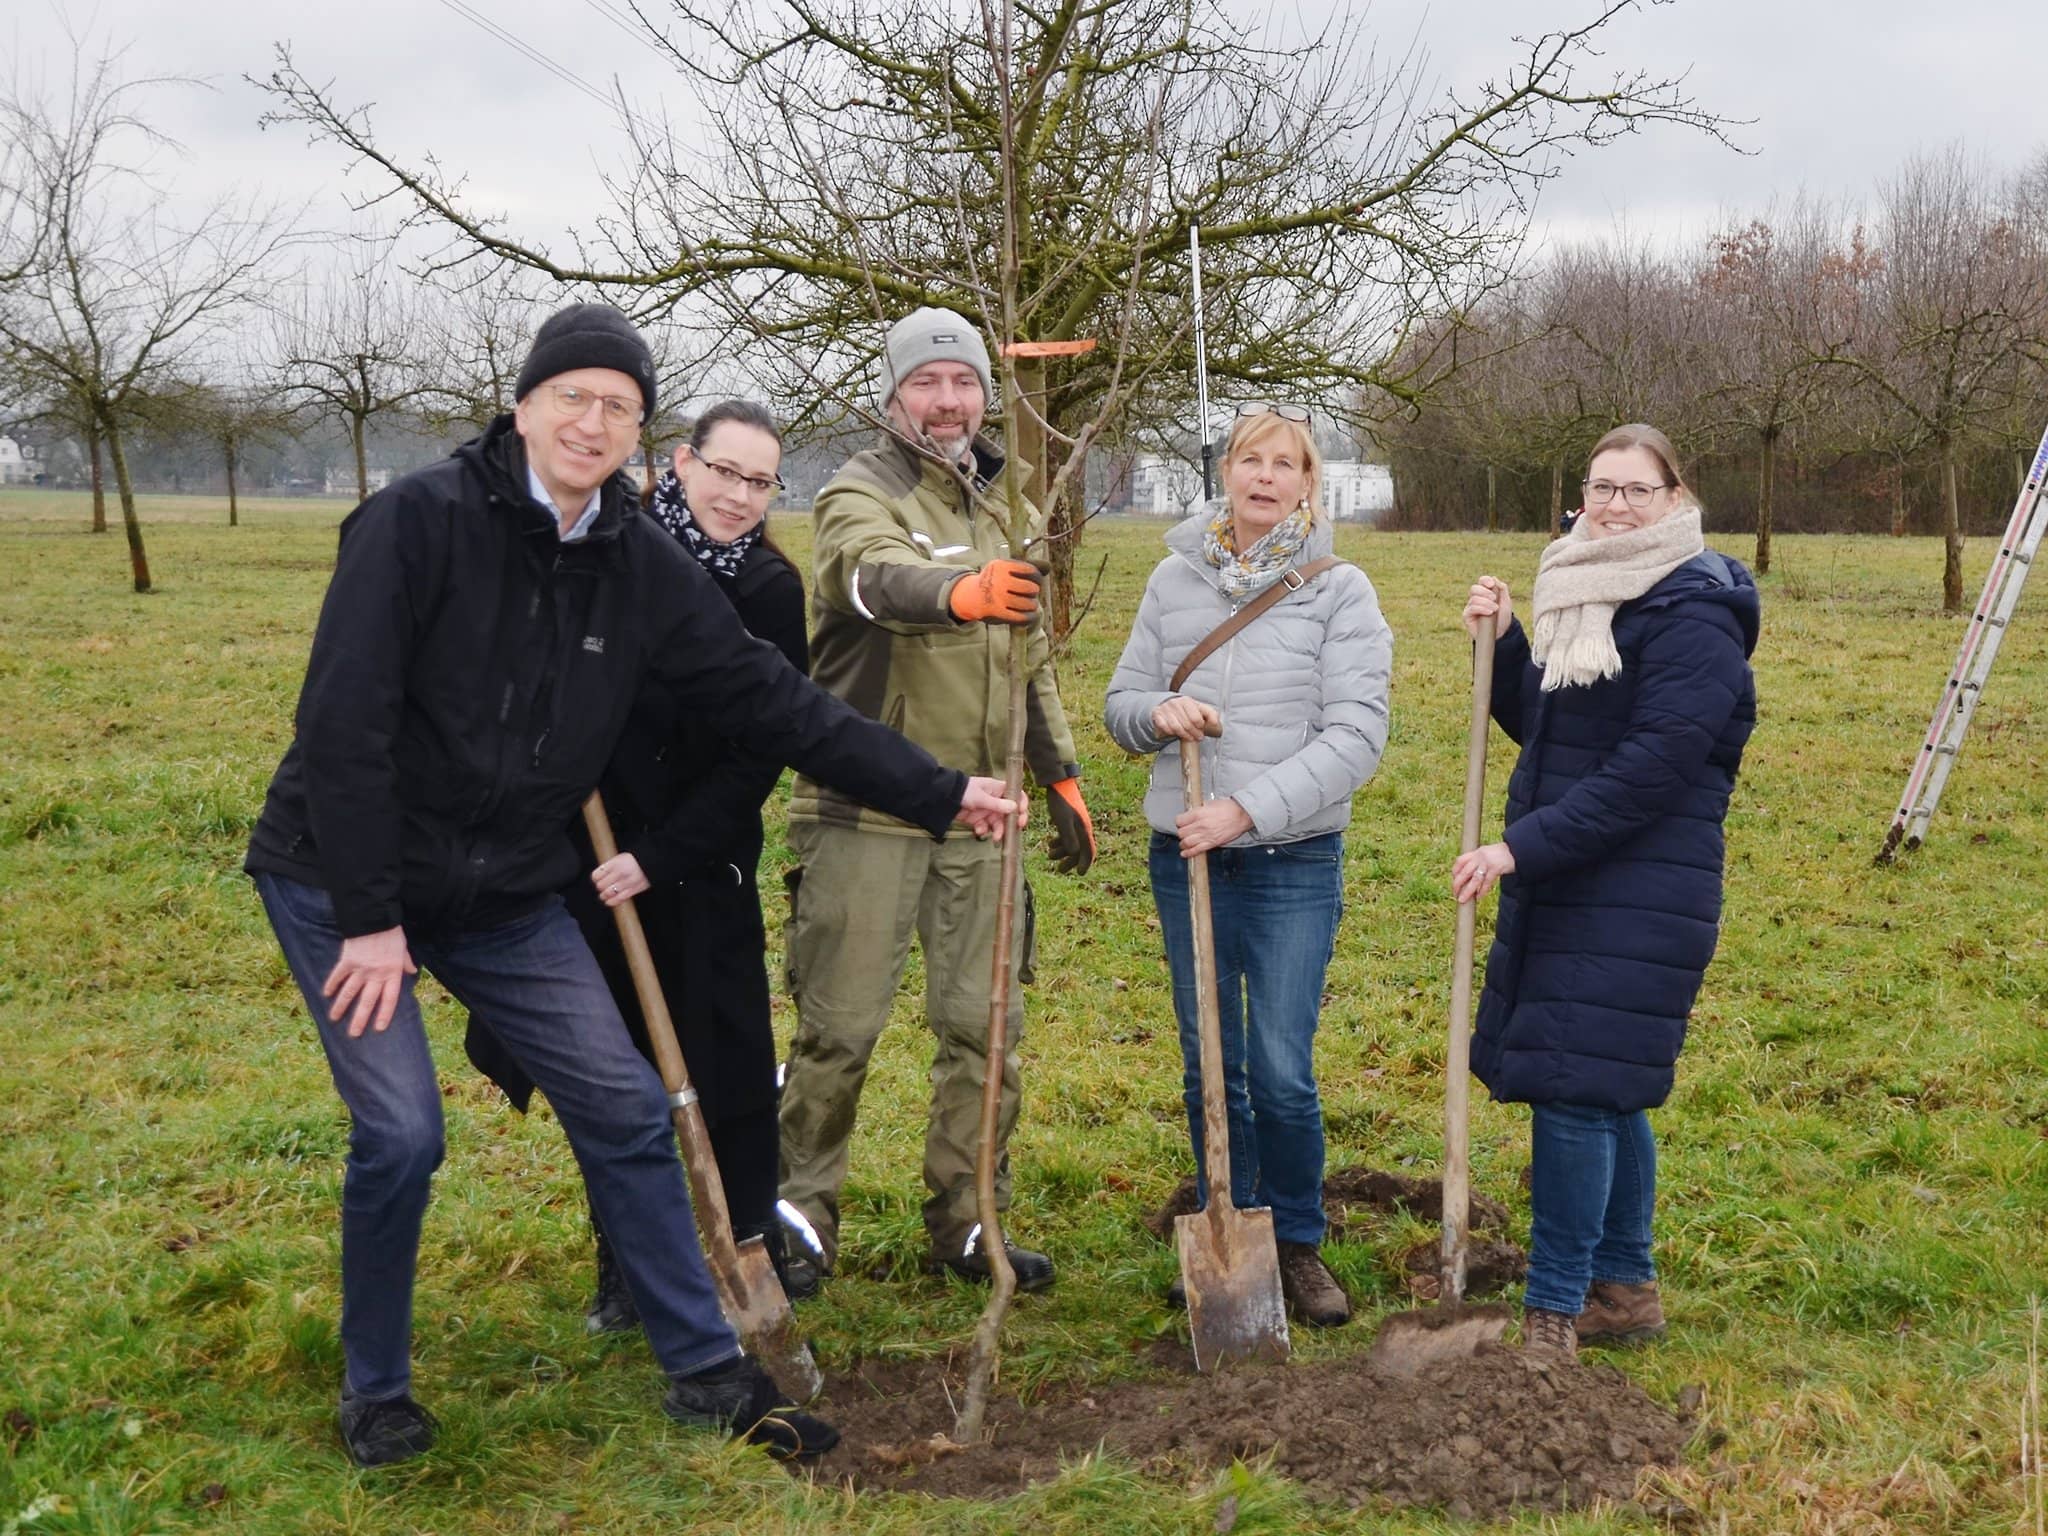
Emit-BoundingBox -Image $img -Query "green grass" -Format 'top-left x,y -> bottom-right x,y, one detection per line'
2,487 -> 2045,1533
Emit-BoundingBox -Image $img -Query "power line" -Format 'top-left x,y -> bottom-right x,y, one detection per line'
431,0 -> 638,127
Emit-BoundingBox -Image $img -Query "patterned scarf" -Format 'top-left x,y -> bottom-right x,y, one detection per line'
1529,507 -> 1705,691
648,470 -> 760,578
1201,498 -> 1314,602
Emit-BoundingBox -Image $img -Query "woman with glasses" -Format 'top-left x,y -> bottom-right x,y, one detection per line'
1456,423 -> 1759,1360
1104,402 -> 1393,1328
467,399 -> 806,1329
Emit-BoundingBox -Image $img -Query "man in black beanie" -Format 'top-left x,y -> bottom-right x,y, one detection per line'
244,303 -> 1019,1468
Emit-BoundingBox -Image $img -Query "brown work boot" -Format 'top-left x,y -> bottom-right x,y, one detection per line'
1576,1279 -> 1667,1345
1276,1241 -> 1352,1328
1522,1306 -> 1579,1361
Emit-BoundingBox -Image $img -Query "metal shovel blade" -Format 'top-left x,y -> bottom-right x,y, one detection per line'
1176,1204 -> 1290,1373
1366,1301 -> 1511,1379
723,1233 -> 824,1403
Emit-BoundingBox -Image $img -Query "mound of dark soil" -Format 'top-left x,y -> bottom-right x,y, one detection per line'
809,1343 -> 1691,1519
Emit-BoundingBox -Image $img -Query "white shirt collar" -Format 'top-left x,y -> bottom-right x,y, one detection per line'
528,463 -> 604,542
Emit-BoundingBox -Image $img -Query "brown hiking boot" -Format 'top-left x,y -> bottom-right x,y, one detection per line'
1277,1241 -> 1351,1327
1522,1306 -> 1579,1361
1576,1279 -> 1666,1345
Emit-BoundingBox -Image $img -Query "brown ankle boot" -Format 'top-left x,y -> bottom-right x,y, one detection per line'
1276,1241 -> 1352,1327
1575,1279 -> 1666,1345
1522,1306 -> 1579,1361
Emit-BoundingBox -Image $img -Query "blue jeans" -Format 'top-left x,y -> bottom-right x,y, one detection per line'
1149,831 -> 1343,1246
255,873 -> 740,1402
1523,1102 -> 1658,1315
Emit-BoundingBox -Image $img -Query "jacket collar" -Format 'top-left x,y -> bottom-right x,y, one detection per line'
879,427 -> 1016,501
459,414 -> 639,557
1164,499 -> 1336,591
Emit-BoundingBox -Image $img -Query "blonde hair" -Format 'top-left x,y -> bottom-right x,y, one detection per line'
1223,411 -> 1324,523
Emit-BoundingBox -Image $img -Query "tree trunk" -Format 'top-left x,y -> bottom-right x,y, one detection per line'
88,424 -> 107,533
1548,458 -> 1564,538
1891,461 -> 1907,538
225,439 -> 240,527
1485,463 -> 1497,533
1940,437 -> 1963,614
104,423 -> 152,593
1754,425 -> 1776,575
1013,358 -> 1075,639
352,416 -> 370,502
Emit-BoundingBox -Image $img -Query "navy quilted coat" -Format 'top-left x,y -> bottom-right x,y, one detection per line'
1470,553 -> 1760,1112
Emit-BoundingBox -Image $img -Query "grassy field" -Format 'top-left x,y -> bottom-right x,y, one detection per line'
2,485 -> 2045,1534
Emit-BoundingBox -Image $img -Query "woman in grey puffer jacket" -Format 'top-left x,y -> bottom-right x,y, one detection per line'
1105,405 -> 1393,1327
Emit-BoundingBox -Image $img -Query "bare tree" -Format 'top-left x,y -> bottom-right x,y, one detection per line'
425,273 -> 541,433
257,0 -> 1733,631
0,44 -> 294,590
1830,148 -> 2048,611
151,370 -> 296,525
275,238 -> 439,502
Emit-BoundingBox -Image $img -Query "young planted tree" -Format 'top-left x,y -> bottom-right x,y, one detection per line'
259,0 -> 1731,631
0,46 -> 291,590
159,375 -> 296,525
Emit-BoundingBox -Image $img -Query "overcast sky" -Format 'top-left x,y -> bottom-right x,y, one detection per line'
10,0 -> 2048,257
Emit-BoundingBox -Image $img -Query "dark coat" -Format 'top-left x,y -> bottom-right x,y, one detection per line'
246,416 -> 966,940
469,529 -> 809,1131
1470,552 -> 1760,1112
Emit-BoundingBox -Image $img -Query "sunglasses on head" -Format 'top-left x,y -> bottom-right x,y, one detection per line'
1235,401 -> 1312,425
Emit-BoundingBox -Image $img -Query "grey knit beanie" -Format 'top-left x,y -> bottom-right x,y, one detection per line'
875,307 -> 995,411
515,304 -> 658,418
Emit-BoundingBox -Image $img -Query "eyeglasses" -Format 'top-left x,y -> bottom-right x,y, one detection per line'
538,383 -> 644,429
1236,401 -> 1312,424
1582,479 -> 1673,509
695,457 -> 784,498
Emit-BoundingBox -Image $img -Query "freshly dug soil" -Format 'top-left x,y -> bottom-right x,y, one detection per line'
809,1344 -> 1692,1519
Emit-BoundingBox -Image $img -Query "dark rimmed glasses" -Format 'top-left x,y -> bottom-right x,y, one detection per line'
1235,401 -> 1312,424
697,457 -> 785,499
1582,479 -> 1673,509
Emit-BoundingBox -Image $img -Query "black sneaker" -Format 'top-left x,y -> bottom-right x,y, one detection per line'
584,1229 -> 639,1335
338,1393 -> 438,1468
780,1249 -> 825,1303
927,1239 -> 1056,1293
662,1356 -> 840,1462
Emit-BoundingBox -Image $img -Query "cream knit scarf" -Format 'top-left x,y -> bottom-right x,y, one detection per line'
1529,507 -> 1704,691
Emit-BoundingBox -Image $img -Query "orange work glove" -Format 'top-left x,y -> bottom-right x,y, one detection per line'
1045,777 -> 1095,875
948,558 -> 1041,625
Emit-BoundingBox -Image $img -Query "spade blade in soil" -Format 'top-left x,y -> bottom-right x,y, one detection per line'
726,1234 -> 824,1402
1366,1302 -> 1512,1379
1176,1204 -> 1290,1372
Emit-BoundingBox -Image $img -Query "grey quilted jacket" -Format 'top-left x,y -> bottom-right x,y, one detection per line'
1103,507 -> 1394,843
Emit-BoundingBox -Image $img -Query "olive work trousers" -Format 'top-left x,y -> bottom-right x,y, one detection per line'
776,819 -> 1028,1270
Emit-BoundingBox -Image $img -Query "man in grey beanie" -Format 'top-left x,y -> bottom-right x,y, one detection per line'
777,306 -> 1097,1299
244,301 -> 1025,1469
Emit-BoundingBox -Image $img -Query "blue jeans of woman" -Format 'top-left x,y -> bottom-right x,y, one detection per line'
1149,831 -> 1343,1246
1523,1102 -> 1658,1315
256,872 -> 741,1403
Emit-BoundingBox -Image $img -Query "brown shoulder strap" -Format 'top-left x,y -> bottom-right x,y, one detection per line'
1170,556 -> 1342,694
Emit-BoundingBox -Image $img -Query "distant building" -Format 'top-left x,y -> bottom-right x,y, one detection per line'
0,436 -> 40,486
325,465 -> 395,497
1321,461 -> 1395,524
1130,454 -> 1203,517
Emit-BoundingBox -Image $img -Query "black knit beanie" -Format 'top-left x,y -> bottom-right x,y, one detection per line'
514,304 -> 658,417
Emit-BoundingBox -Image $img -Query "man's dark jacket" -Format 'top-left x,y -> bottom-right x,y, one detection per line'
1470,553 -> 1760,1112
245,416 -> 964,939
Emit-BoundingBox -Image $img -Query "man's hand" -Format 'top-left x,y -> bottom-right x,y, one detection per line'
591,852 -> 650,908
322,926 -> 417,1038
1151,696 -> 1222,743
948,559 -> 1041,625
955,775 -> 1027,839
1451,840 -> 1515,902
1045,777 -> 1095,874
1175,797 -> 1254,858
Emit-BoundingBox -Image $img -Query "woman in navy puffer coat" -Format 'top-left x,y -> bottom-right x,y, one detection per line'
1454,423 -> 1758,1360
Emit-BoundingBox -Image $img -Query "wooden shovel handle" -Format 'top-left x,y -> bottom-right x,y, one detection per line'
580,792 -> 739,1245
1180,741 -> 1237,1223
1441,632 -> 1496,1303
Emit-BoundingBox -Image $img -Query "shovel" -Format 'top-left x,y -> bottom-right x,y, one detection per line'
1175,733 -> 1291,1372
581,791 -> 825,1403
1366,629 -> 1512,1378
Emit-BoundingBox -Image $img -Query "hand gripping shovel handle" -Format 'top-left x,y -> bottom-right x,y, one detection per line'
580,791 -> 822,1399
1441,630 -> 1496,1306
